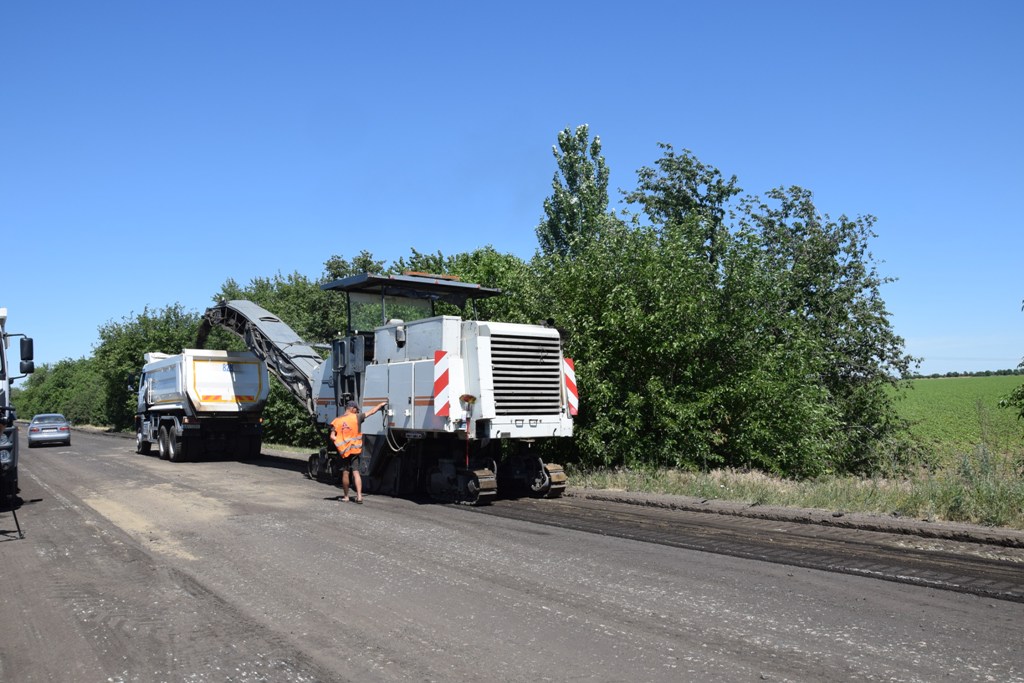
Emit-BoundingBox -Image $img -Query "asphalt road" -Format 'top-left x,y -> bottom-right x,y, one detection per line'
1,429 -> 1022,682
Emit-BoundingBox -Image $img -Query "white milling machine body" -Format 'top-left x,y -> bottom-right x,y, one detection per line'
200,273 -> 577,503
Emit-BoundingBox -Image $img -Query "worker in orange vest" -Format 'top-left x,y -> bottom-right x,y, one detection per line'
330,399 -> 387,503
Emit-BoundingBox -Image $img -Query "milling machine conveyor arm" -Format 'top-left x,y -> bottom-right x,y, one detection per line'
197,300 -> 326,418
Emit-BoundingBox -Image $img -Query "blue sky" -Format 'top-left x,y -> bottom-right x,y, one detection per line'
2,1 -> 1021,378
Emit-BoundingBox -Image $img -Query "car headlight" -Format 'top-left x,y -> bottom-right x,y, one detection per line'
0,450 -> 11,465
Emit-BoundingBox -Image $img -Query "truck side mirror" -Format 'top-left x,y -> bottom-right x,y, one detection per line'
20,337 -> 33,362
20,361 -> 34,375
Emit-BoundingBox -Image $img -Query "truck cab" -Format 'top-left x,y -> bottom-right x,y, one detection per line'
0,308 -> 34,501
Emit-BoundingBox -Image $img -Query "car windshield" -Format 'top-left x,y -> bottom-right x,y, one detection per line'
33,415 -> 66,424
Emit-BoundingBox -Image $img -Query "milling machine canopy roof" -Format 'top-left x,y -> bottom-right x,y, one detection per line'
321,272 -> 502,308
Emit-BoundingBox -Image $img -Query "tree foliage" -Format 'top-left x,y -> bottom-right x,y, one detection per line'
624,143 -> 740,273
537,138 -> 918,476
732,187 -> 919,471
392,246 -> 539,324
212,266 -> 346,447
536,124 -> 610,258
323,250 -> 388,281
1003,382 -> 1024,421
93,304 -> 202,431
214,270 -> 344,344
14,358 -> 106,426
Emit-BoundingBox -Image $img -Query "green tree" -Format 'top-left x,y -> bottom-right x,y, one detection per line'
536,143 -> 744,470
214,270 -> 343,343
623,143 -> 741,273
1002,380 -> 1024,421
323,250 -> 388,281
536,124 -> 610,258
390,247 -> 541,325
93,304 -> 201,430
538,136 -> 918,477
392,248 -> 447,277
535,215 -> 715,468
260,380 -> 322,448
212,268 -> 343,447
733,187 -> 919,472
447,247 -> 538,324
15,358 -> 107,425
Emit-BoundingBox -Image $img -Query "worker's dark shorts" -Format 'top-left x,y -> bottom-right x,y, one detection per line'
336,455 -> 360,472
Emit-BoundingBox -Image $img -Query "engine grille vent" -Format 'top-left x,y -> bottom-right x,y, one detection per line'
490,333 -> 562,415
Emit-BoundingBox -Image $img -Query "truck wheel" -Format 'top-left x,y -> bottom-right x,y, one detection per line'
136,431 -> 151,455
167,431 -> 185,463
307,454 -> 321,480
158,426 -> 170,460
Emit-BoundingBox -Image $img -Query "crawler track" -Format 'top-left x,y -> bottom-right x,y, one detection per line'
475,496 -> 1024,603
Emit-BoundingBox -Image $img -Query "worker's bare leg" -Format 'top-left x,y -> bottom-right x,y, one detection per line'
353,470 -> 363,502
341,470 -> 350,501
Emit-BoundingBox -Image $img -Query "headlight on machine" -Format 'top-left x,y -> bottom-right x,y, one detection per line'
0,430 -> 13,464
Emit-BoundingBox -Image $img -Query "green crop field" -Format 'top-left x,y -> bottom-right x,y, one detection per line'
896,376 -> 1024,459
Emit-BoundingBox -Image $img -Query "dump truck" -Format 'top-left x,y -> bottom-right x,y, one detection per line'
0,308 -> 33,500
134,349 -> 270,462
197,272 -> 578,504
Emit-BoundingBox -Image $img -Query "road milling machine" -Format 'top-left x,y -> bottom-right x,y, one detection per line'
197,272 -> 578,504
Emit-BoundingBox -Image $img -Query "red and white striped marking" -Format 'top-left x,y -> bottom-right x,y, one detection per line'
434,350 -> 450,416
563,357 -> 579,416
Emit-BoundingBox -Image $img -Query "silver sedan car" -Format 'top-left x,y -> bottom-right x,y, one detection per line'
27,413 -> 72,448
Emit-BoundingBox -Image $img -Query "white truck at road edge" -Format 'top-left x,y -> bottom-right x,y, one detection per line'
0,307 -> 33,500
135,349 -> 269,462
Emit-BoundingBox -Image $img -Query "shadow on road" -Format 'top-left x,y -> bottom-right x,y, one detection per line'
248,453 -> 310,475
0,494 -> 39,540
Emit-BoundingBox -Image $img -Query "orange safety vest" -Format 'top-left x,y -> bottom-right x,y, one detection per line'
331,413 -> 362,458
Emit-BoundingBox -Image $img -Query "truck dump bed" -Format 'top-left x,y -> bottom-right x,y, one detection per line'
143,349 -> 269,413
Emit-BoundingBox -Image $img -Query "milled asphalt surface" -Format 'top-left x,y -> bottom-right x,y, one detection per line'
64,425 -> 1024,549
565,488 -> 1024,549
12,429 -> 1024,683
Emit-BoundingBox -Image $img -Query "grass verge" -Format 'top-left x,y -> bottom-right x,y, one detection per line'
568,377 -> 1024,530
567,443 -> 1024,530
